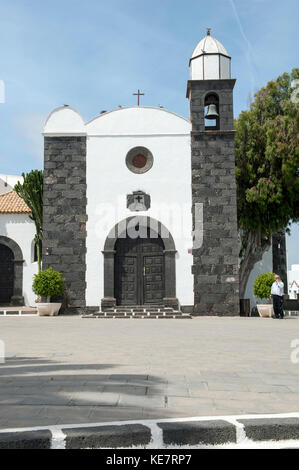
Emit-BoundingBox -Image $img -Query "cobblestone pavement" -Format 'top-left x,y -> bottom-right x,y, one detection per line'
0,316 -> 298,428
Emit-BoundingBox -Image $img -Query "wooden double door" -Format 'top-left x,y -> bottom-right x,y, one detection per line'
0,244 -> 14,304
114,233 -> 165,306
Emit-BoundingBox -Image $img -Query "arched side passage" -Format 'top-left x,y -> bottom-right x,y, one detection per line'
101,216 -> 178,310
0,235 -> 24,305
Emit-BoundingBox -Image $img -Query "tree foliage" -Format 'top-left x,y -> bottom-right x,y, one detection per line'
14,170 -> 43,272
235,69 -> 299,296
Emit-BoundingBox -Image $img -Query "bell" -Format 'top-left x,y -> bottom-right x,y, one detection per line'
205,104 -> 219,120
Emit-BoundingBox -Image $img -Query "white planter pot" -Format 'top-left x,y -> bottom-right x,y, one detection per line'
256,304 -> 274,318
37,303 -> 62,317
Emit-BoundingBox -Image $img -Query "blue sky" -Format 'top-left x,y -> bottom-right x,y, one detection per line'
0,0 -> 298,267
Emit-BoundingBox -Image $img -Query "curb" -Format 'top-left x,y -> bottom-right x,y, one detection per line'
0,308 -> 37,317
0,414 -> 299,449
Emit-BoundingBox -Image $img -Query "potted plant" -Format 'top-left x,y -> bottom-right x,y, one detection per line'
253,272 -> 275,318
33,267 -> 65,316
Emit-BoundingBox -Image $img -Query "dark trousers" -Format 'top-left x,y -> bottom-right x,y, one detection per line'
272,295 -> 284,318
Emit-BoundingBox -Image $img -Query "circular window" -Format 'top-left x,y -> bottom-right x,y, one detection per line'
132,154 -> 147,169
126,147 -> 154,174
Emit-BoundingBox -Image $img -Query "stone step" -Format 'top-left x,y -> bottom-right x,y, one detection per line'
83,304 -> 192,319
82,313 -> 192,319
106,305 -> 170,308
114,305 -> 165,309
101,310 -> 179,315
104,306 -> 178,314
105,312 -> 181,317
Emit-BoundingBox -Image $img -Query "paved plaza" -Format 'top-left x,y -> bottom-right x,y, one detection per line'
0,316 -> 298,429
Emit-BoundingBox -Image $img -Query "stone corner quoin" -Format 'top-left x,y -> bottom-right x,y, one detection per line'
43,136 -> 87,314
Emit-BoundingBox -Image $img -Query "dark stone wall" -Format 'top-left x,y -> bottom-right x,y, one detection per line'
42,136 -> 87,314
188,79 -> 240,315
272,231 -> 287,294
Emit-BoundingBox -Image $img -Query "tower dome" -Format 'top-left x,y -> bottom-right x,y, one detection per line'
190,28 -> 231,80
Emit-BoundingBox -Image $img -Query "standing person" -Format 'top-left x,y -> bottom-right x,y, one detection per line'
271,274 -> 284,319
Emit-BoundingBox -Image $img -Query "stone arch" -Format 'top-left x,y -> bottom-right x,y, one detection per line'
0,235 -> 24,305
204,92 -> 220,130
204,90 -> 220,102
101,216 -> 178,310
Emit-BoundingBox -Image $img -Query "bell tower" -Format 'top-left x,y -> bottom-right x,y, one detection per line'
187,29 -> 239,315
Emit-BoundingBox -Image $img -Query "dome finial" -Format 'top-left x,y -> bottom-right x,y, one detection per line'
206,27 -> 211,36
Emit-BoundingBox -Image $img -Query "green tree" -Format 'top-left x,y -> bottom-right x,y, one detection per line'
15,170 -> 43,272
235,69 -> 299,297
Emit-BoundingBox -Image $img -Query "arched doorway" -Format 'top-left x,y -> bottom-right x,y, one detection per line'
115,228 -> 165,305
102,216 -> 178,309
0,236 -> 24,305
0,245 -> 14,304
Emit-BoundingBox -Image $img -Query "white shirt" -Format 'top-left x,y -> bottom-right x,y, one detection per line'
271,281 -> 284,296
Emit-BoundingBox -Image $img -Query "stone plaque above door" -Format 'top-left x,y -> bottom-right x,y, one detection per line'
127,190 -> 151,212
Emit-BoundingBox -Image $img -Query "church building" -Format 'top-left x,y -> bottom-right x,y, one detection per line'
41,29 -> 240,315
0,30 -> 288,315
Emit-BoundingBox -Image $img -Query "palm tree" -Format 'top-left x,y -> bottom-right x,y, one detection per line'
15,170 -> 43,272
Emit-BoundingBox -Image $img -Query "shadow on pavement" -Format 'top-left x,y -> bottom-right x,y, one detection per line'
0,357 -> 176,428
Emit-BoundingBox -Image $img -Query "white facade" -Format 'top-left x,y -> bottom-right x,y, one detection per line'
0,178 -> 12,194
0,213 -> 37,305
288,265 -> 299,299
44,105 -> 194,307
0,174 -> 23,195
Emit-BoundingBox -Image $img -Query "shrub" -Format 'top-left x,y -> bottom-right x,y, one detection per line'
253,272 -> 275,300
33,267 -> 65,300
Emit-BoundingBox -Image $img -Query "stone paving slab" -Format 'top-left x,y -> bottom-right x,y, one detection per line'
158,419 -> 236,446
0,430 -> 51,449
63,424 -> 152,449
238,417 -> 299,442
0,316 -> 298,428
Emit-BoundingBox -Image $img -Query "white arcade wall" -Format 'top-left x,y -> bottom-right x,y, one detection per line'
0,213 -> 37,306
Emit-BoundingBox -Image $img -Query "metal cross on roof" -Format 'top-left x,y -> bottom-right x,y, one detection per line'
133,89 -> 144,106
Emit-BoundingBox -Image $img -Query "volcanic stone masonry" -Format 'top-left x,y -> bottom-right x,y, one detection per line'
187,79 -> 240,315
42,136 -> 87,314
272,230 -> 287,291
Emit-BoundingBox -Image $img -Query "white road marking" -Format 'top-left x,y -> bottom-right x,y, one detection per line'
50,428 -> 66,449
